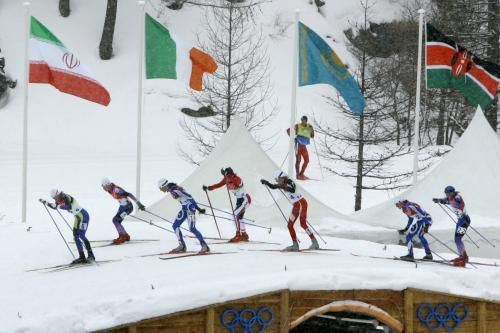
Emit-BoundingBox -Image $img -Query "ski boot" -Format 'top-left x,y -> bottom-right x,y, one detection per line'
422,253 -> 433,260
71,252 -> 88,265
453,256 -> 466,267
112,233 -> 127,245
296,174 -> 306,180
240,232 -> 249,242
400,253 -> 414,261
198,243 -> 210,254
87,251 -> 96,262
308,238 -> 320,250
229,232 -> 242,243
124,233 -> 131,242
169,242 -> 187,254
283,241 -> 300,252
84,240 -> 95,262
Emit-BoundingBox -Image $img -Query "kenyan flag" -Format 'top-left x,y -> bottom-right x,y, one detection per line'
426,23 -> 500,109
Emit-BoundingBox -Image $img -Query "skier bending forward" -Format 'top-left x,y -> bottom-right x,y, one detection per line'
158,178 -> 209,254
260,170 -> 319,251
40,189 -> 95,264
396,199 -> 433,261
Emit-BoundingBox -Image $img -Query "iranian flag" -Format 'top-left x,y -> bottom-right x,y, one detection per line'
145,14 -> 217,91
29,16 -> 110,106
426,23 -> 500,109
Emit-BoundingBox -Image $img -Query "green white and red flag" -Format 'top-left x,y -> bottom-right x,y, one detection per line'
426,23 -> 500,109
29,16 -> 111,106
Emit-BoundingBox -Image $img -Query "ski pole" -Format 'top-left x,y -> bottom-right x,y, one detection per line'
312,138 -> 324,181
41,202 -> 75,259
442,204 -> 496,248
203,189 -> 222,239
128,214 -> 175,234
55,208 -> 73,232
426,232 -> 459,256
197,203 -> 257,223
437,204 -> 480,248
263,186 -> 289,224
201,213 -> 272,233
279,152 -> 289,169
142,209 -> 191,234
225,186 -> 238,230
277,189 -> 327,244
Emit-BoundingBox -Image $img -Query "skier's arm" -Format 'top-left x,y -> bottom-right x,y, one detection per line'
206,178 -> 226,191
283,179 -> 296,193
260,179 -> 278,189
123,190 -> 145,210
310,125 -> 315,138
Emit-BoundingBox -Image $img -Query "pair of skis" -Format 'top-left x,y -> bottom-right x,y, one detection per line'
26,259 -> 121,273
350,253 -> 497,268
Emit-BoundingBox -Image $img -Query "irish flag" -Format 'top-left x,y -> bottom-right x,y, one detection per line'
29,16 -> 111,106
145,14 -> 217,91
426,23 -> 500,109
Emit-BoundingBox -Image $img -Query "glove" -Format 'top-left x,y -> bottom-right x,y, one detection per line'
9,80 -> 17,89
432,198 -> 439,203
398,229 -> 406,235
260,179 -> 269,186
47,203 -> 57,210
423,225 -> 430,233
202,185 -> 208,191
137,202 -> 146,211
39,198 -> 47,205
197,207 -> 206,214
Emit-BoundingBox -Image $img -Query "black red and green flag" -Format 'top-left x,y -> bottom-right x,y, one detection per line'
426,23 -> 500,109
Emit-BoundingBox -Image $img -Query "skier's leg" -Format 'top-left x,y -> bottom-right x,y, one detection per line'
298,199 -> 314,239
72,214 -> 86,263
455,216 -> 469,258
295,144 -> 302,177
299,146 -> 310,176
403,221 -> 418,258
287,203 -> 300,241
417,223 -> 432,257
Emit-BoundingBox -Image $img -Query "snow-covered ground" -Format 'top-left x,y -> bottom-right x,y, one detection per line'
1,0 -> 500,332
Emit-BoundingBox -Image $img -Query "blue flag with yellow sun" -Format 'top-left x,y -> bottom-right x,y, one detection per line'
298,22 -> 365,114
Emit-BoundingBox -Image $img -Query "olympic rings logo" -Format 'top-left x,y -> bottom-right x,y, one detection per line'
417,303 -> 468,331
221,307 -> 274,333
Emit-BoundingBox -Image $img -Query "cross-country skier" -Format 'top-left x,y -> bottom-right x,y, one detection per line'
260,170 -> 319,251
287,115 -> 314,180
203,167 -> 251,242
395,200 -> 433,261
158,178 -> 209,254
101,178 -> 145,244
40,189 -> 95,264
433,186 -> 471,267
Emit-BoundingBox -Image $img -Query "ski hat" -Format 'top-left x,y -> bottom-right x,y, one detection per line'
221,167 -> 234,176
274,170 -> 287,180
444,185 -> 456,194
101,177 -> 112,186
158,178 -> 169,189
50,189 -> 61,199
395,199 -> 408,208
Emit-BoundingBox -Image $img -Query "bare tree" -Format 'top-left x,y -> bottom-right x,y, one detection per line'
99,0 -> 118,60
59,0 -> 70,17
179,0 -> 276,165
317,0 -> 425,210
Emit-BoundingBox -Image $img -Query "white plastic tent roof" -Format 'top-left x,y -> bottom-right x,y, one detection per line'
144,118 -> 352,227
352,107 -> 500,229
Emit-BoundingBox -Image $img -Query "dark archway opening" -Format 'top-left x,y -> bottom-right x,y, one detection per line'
290,311 -> 398,333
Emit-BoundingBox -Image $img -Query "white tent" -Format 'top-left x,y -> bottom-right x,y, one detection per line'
143,118 -> 352,229
352,108 -> 500,229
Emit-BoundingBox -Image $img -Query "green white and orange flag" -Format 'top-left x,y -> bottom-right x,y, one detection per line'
29,16 -> 111,106
145,14 -> 217,91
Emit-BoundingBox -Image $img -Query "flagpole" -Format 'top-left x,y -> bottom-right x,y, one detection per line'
288,9 -> 299,180
412,8 -> 425,185
136,0 -> 145,200
21,2 -> 31,223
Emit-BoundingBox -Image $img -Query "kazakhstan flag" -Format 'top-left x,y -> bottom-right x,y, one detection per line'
299,22 -> 365,114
